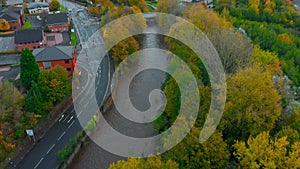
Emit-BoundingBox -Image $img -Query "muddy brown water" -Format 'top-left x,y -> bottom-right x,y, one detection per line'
68,14 -> 171,169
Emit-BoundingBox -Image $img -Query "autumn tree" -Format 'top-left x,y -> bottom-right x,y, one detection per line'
38,66 -> 71,110
156,0 -> 180,15
183,5 -> 252,73
163,127 -> 230,169
102,6 -> 145,63
0,18 -> 10,32
221,68 -> 282,143
214,0 -> 235,12
0,80 -> 24,158
49,0 -> 61,11
109,156 -> 178,169
20,48 -> 40,90
234,131 -> 300,168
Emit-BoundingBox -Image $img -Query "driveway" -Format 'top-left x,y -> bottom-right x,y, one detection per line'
0,36 -> 15,52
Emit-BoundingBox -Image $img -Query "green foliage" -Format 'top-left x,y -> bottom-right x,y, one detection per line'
85,118 -> 96,131
20,48 -> 40,89
233,20 -> 300,85
71,32 -> 77,45
25,81 -> 45,116
163,127 -> 230,169
38,66 -> 71,108
57,131 -> 83,163
152,114 -> 167,132
22,19 -> 32,29
221,68 -> 282,143
0,80 -> 24,161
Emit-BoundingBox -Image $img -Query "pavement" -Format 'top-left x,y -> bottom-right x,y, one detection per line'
9,1 -> 110,169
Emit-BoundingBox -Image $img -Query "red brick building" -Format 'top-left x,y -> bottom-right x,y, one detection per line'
15,28 -> 46,51
32,46 -> 77,74
45,13 -> 70,32
0,6 -> 24,30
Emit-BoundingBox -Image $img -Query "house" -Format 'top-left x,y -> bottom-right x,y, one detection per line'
45,13 -> 70,32
6,0 -> 23,7
15,28 -> 46,51
27,2 -> 49,14
32,46 -> 77,74
0,6 -> 24,30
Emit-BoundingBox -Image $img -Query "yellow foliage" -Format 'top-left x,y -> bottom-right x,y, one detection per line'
278,33 -> 294,44
0,18 -> 10,32
234,131 -> 300,168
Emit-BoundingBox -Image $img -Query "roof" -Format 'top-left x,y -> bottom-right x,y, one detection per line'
32,46 -> 75,62
28,2 -> 49,9
15,28 -> 44,44
0,6 -> 22,22
6,0 -> 23,6
45,13 -> 68,25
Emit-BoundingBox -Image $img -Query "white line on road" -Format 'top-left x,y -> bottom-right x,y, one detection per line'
67,116 -> 74,124
68,120 -> 75,128
34,157 -> 44,169
77,111 -> 83,117
84,102 -> 89,108
57,131 -> 66,141
46,144 -> 55,154
63,114 -> 70,122
58,114 -> 65,122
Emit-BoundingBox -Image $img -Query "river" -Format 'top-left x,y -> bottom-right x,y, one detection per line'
68,13 -> 170,169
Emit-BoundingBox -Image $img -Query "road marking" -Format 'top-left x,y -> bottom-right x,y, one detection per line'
68,120 -> 75,128
58,114 -> 65,122
57,131 -> 66,141
84,102 -> 89,108
46,144 -> 55,154
67,116 -> 74,124
63,114 -> 70,122
77,111 -> 83,117
34,157 -> 44,169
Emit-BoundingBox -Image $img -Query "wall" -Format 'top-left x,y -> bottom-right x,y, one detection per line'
16,41 -> 45,51
48,23 -> 69,32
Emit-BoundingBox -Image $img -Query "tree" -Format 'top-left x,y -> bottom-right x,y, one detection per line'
109,156 -> 178,169
49,0 -> 61,11
0,80 -> 24,156
221,68 -> 282,143
25,81 -> 45,116
183,5 -> 252,73
0,19 -> 10,32
156,0 -> 180,15
163,127 -> 230,169
234,131 -> 300,168
38,66 -> 71,109
20,48 -> 40,89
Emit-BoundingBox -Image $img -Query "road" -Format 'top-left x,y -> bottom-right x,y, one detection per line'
13,1 -> 110,169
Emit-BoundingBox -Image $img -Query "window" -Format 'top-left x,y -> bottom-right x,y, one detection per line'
65,60 -> 70,64
66,68 -> 71,71
43,62 -> 51,68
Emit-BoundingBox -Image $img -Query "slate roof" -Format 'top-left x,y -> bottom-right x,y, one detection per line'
45,13 -> 68,25
28,2 -> 49,9
0,6 -> 22,22
32,46 -> 75,62
6,0 -> 23,6
15,28 -> 44,44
